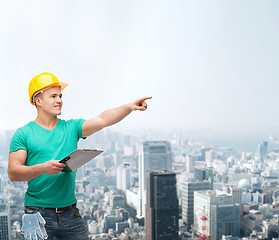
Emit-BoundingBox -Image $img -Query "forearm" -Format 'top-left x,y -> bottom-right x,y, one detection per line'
8,163 -> 45,182
82,97 -> 151,137
98,103 -> 132,126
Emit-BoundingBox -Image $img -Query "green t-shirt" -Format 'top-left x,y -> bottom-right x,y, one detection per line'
9,119 -> 85,208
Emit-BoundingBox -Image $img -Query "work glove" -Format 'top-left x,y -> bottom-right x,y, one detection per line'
21,212 -> 48,240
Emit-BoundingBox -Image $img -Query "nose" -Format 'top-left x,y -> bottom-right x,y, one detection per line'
56,96 -> 62,104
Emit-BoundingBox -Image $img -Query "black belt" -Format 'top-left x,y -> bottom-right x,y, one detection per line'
25,203 -> 76,214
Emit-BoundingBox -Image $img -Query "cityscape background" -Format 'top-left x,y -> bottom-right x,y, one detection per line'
2,128 -> 279,239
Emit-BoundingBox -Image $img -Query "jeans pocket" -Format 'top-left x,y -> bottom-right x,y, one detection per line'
72,207 -> 82,219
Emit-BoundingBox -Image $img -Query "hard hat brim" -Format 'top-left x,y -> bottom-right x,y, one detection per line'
30,82 -> 69,105
59,82 -> 68,91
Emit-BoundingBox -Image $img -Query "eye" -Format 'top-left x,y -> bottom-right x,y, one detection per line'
60,94 -> 63,98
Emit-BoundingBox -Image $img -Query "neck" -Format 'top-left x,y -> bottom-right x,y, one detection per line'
34,114 -> 59,130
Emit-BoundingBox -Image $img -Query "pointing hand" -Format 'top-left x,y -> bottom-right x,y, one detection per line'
130,96 -> 152,111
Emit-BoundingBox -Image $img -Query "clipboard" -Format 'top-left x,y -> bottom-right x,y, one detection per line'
59,149 -> 103,172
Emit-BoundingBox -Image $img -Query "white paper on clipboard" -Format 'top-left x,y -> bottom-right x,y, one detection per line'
59,149 -> 103,172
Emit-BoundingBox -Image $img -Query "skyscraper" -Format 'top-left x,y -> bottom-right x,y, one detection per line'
223,185 -> 243,205
260,141 -> 268,162
194,167 -> 213,187
116,162 -> 131,191
200,147 -> 212,162
185,156 -> 195,173
145,171 -> 179,240
255,141 -> 268,163
181,180 -> 211,230
194,190 -> 240,240
211,204 -> 240,240
0,212 -> 10,240
138,141 -> 172,218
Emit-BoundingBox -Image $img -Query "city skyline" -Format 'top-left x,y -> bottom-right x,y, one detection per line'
0,1 -> 279,139
2,124 -> 279,239
0,125 -> 277,154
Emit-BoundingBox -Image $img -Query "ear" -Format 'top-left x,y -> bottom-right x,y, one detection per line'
35,97 -> 42,107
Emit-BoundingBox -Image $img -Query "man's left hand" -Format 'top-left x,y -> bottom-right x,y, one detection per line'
130,96 -> 152,111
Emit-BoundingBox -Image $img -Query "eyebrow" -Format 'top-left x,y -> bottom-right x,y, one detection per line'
49,93 -> 62,96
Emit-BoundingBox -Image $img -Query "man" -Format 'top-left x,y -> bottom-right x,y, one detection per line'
8,72 -> 151,240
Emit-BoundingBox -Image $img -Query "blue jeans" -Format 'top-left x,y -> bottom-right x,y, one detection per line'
24,205 -> 89,240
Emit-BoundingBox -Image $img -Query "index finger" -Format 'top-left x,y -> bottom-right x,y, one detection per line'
138,96 -> 152,102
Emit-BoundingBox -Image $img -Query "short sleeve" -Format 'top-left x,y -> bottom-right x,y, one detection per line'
74,119 -> 86,139
9,128 -> 27,153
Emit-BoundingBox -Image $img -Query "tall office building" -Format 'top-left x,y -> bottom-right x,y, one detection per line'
255,141 -> 268,163
200,147 -> 212,161
181,180 -> 211,230
194,167 -> 213,187
138,141 -> 172,218
260,141 -> 268,162
223,186 -> 243,205
194,190 -> 240,240
205,150 -> 214,164
145,171 -> 179,240
211,204 -> 240,240
76,165 -> 85,180
0,212 -> 10,240
185,156 -> 195,173
116,162 -> 131,191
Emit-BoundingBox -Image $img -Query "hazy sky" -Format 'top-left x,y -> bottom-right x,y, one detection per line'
1,0 -> 279,140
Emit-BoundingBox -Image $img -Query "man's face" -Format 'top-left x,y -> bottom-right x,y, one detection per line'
36,86 -> 63,116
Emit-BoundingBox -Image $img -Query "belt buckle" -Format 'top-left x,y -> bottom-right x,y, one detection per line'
55,208 -> 63,214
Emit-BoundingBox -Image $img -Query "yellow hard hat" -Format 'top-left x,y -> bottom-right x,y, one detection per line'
28,72 -> 68,105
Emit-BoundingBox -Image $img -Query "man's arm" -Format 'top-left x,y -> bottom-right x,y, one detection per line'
82,96 -> 152,137
8,150 -> 66,182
